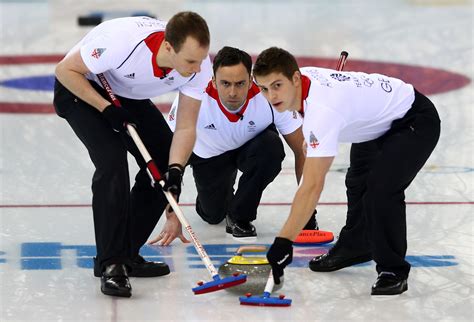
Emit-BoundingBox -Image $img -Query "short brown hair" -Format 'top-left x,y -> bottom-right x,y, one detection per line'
253,47 -> 299,80
165,11 -> 210,52
212,46 -> 252,76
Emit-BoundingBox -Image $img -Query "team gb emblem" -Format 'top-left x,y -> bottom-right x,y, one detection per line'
91,48 -> 106,59
168,106 -> 176,122
309,131 -> 319,149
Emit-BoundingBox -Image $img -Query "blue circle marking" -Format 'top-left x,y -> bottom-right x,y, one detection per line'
1,75 -> 55,91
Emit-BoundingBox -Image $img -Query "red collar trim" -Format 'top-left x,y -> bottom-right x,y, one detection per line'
144,32 -> 173,78
299,75 -> 311,116
205,82 -> 261,122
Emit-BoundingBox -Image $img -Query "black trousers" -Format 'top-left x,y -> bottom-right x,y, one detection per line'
53,79 -> 171,270
191,126 -> 285,224
337,89 -> 440,278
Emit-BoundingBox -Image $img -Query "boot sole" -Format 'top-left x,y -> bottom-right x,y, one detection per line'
94,258 -> 171,278
96,268 -> 171,278
309,254 -> 372,272
129,267 -> 171,277
371,282 -> 408,296
101,288 -> 132,298
225,229 -> 257,242
231,235 -> 257,243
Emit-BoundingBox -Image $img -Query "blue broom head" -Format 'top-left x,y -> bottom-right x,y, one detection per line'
239,291 -> 292,307
192,273 -> 247,295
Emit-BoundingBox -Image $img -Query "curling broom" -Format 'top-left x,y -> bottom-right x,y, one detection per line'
96,72 -> 247,295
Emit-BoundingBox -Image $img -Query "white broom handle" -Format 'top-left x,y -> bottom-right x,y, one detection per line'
96,72 -> 219,278
97,73 -> 219,278
263,271 -> 275,295
126,124 -> 219,277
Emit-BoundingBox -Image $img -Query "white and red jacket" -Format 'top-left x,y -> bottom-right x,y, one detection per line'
66,16 -> 212,100
300,67 -> 415,157
168,81 -> 302,158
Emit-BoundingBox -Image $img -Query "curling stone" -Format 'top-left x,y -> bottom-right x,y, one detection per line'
218,245 -> 282,295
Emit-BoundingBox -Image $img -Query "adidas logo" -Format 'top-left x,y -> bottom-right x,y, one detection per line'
124,73 -> 135,79
204,123 -> 217,130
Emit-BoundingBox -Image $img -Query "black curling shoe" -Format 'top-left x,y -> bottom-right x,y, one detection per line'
309,245 -> 372,272
101,264 -> 132,298
371,272 -> 408,296
225,215 -> 257,240
129,255 -> 170,277
94,255 -> 170,278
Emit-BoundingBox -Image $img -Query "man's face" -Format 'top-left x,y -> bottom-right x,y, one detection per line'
254,72 -> 299,112
169,36 -> 209,77
212,63 -> 252,110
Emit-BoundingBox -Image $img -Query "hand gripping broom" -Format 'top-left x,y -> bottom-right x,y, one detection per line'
96,73 -> 247,294
239,50 -> 349,306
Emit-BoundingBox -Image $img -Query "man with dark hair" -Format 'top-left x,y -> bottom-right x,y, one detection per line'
151,46 -> 320,243
253,47 -> 440,295
53,12 -> 212,297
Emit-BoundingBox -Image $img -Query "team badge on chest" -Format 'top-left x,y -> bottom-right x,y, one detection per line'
247,120 -> 256,132
164,76 -> 174,86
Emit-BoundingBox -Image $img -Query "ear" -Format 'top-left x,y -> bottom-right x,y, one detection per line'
163,41 -> 173,54
248,76 -> 253,90
292,71 -> 301,86
253,74 -> 260,87
211,76 -> 217,89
